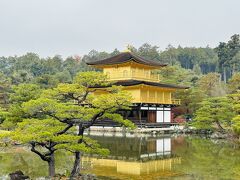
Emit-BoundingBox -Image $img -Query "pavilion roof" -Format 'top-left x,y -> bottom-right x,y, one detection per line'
92,80 -> 189,89
86,52 -> 166,67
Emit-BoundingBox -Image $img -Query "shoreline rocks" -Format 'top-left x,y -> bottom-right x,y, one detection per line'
9,170 -> 29,180
86,126 -> 237,140
210,131 -> 230,139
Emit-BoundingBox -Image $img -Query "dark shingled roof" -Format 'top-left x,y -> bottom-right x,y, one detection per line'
86,52 -> 166,67
93,80 -> 189,89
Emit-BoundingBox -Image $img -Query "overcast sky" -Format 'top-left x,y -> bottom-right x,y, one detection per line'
0,0 -> 239,58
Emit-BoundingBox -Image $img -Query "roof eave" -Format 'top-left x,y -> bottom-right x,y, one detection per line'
86,60 -> 167,68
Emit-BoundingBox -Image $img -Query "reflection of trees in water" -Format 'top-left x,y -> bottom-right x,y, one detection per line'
173,136 -> 240,179
0,149 -> 73,178
2,136 -> 240,179
12,154 -> 28,170
89,135 -> 145,159
88,135 -> 173,161
88,135 -> 240,179
0,152 -> 47,177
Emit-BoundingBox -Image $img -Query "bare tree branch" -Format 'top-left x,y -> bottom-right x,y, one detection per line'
30,142 -> 49,162
55,124 -> 73,135
83,112 -> 104,129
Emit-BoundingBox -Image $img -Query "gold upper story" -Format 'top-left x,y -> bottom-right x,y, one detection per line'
87,52 -> 166,82
102,62 -> 161,82
86,52 -> 187,105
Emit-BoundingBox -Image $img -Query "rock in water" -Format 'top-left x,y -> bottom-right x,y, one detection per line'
9,171 -> 29,180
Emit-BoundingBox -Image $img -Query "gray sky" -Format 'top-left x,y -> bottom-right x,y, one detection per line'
0,0 -> 239,58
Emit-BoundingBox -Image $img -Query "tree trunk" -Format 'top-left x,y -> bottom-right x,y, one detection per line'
30,143 -> 56,177
48,153 -> 55,177
70,124 -> 84,179
70,151 -> 81,178
223,67 -> 227,83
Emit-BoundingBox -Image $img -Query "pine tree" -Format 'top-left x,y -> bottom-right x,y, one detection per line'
1,72 -> 135,178
193,97 -> 235,131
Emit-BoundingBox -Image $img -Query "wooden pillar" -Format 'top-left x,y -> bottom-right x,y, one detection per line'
138,104 -> 142,129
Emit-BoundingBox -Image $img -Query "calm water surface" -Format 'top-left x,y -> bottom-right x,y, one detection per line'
1,133 -> 240,180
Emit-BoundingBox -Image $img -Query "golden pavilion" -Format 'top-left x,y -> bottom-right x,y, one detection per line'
87,52 -> 187,126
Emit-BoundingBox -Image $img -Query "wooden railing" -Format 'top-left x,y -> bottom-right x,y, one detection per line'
139,99 -> 181,105
107,71 -> 160,82
139,95 -> 177,105
137,98 -> 181,105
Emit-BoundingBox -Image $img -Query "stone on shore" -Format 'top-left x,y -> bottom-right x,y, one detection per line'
9,170 -> 29,180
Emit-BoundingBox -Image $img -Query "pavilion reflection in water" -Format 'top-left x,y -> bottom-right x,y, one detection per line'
83,132 -> 181,176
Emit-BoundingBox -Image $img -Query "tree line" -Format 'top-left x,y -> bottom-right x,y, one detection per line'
0,34 -> 239,87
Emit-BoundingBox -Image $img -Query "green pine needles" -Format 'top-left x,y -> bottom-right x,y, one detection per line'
0,71 -> 135,178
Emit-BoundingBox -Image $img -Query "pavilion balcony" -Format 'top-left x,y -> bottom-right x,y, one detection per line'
106,71 -> 160,82
133,97 -> 181,105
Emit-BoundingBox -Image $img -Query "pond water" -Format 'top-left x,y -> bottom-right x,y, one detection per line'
1,132 -> 240,179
